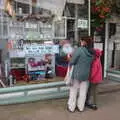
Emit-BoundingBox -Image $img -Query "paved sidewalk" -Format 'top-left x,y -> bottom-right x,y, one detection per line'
0,91 -> 120,120
98,80 -> 120,93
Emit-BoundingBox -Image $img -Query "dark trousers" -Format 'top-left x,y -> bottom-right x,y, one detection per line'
86,83 -> 98,105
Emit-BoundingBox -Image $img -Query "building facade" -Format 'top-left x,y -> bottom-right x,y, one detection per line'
0,0 -> 91,105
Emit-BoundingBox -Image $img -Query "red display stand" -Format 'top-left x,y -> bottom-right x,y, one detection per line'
56,65 -> 67,77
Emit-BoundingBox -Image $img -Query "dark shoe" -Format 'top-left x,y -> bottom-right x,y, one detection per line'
85,102 -> 92,107
91,104 -> 98,110
86,103 -> 98,110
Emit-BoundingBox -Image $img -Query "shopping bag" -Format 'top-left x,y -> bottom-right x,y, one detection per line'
64,65 -> 74,85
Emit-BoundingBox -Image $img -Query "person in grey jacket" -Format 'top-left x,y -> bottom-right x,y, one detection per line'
67,37 -> 93,112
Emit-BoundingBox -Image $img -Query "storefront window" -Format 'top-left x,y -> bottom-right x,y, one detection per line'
107,23 -> 120,72
0,0 -> 90,88
108,42 -> 120,71
6,20 -> 61,87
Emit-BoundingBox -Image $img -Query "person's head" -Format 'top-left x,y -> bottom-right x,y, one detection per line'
80,36 -> 93,48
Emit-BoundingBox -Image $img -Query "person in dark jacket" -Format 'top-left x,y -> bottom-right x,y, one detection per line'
67,37 -> 94,112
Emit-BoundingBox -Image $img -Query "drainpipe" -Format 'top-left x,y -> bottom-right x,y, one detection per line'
74,4 -> 78,42
104,21 -> 109,78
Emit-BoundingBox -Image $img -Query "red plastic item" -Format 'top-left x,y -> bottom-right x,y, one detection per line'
11,69 -> 25,81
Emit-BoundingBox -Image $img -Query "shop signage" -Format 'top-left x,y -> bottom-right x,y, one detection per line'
24,44 -> 59,56
78,19 -> 88,29
67,0 -> 84,4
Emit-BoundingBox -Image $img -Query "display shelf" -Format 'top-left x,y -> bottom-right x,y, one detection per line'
10,58 -> 25,71
10,67 -> 25,69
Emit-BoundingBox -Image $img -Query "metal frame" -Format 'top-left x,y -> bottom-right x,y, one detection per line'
88,0 -> 91,36
0,81 -> 68,105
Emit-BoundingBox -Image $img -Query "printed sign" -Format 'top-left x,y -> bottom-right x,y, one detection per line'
78,19 -> 88,29
27,56 -> 46,71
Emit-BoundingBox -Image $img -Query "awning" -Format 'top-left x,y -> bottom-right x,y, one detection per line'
67,0 -> 85,4
37,0 -> 66,17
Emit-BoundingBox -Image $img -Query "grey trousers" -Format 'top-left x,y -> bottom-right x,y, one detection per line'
86,83 -> 98,105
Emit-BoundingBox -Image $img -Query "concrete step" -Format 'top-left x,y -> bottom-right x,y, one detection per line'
98,80 -> 120,94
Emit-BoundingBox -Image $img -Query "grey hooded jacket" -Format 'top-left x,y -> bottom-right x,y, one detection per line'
70,47 -> 93,81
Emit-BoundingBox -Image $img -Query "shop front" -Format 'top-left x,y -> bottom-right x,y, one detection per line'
0,0 -> 90,105
105,18 -> 120,82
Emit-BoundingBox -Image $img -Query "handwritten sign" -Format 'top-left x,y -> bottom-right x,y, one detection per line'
24,44 -> 59,56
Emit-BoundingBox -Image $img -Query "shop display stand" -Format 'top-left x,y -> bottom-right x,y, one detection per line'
0,8 -> 67,85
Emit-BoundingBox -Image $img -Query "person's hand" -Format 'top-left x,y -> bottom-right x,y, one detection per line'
67,54 -> 72,61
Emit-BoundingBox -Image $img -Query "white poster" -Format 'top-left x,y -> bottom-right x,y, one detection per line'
94,43 -> 103,51
24,44 -> 59,56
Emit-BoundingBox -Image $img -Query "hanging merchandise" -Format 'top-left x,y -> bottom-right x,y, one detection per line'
45,54 -> 54,78
4,0 -> 16,18
7,40 -> 13,50
45,66 -> 53,78
17,39 -> 24,49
